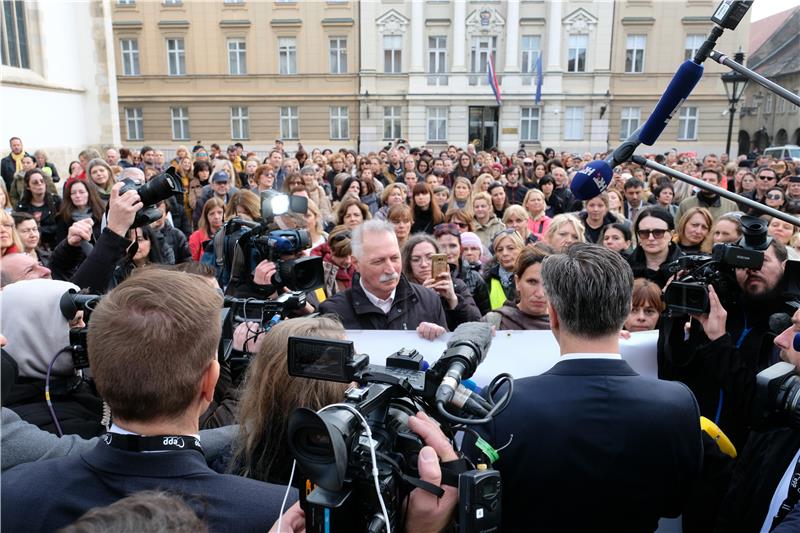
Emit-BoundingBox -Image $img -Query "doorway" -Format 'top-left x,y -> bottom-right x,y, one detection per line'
468,106 -> 499,151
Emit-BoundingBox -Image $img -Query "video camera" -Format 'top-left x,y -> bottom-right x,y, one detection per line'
224,191 -> 323,294
286,323 -> 508,533
663,215 -> 770,314
118,168 -> 181,228
754,362 -> 800,428
59,290 -> 103,370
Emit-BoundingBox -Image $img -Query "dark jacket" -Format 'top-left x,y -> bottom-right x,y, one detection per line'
411,205 -> 436,234
156,222 -> 192,264
16,195 -> 62,249
1,152 -> 30,190
50,228 -> 132,294
319,274 -> 448,331
625,242 -> 683,289
504,184 -> 529,206
168,195 -> 192,236
454,260 -> 491,316
482,301 -> 550,330
441,277 -> 482,331
579,211 -> 622,244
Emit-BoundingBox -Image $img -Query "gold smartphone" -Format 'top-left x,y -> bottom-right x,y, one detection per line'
431,253 -> 449,279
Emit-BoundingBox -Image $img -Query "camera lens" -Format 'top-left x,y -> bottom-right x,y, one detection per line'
137,173 -> 179,206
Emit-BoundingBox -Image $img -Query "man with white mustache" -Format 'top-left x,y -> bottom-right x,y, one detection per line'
320,220 -> 448,340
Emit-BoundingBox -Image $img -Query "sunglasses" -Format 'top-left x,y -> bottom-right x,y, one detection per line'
637,229 -> 669,240
767,193 -> 784,200
434,223 -> 461,238
759,175 -> 777,181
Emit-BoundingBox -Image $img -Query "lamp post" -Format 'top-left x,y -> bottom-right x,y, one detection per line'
721,50 -> 748,157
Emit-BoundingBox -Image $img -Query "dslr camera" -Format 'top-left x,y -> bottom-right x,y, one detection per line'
286,323 -> 509,533
118,169 -> 181,228
663,215 -> 770,314
59,290 -> 103,370
223,191 -> 323,294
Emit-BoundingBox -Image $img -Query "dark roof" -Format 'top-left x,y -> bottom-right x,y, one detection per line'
747,8 -> 800,78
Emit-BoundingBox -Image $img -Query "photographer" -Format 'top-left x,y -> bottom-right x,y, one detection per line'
470,244 -> 702,531
658,240 -> 788,448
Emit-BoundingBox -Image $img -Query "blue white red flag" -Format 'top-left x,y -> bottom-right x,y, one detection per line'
488,55 -> 502,106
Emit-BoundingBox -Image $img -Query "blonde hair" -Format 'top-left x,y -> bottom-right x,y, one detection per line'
674,207 -> 713,253
545,213 -> 586,246
0,210 -> 23,255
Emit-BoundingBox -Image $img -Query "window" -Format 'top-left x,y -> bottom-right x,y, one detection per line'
227,39 -> 246,75
470,36 -> 495,74
1,0 -> 29,68
120,38 -> 140,76
625,35 -> 646,73
777,95 -> 786,114
125,107 -> 143,141
520,107 -> 540,142
170,107 -> 189,140
280,106 -> 299,139
383,35 -> 402,74
329,37 -> 347,74
278,37 -> 296,75
330,106 -> 349,139
117,0 -> 135,5
677,106 -> 698,140
383,106 -> 401,140
231,106 -> 249,140
792,90 -> 799,114
620,107 -> 641,139
163,0 -> 181,5
521,35 -> 541,83
428,35 -> 447,85
564,106 -> 584,140
223,0 -> 244,3
427,106 -> 447,142
684,34 -> 704,61
166,38 -> 185,75
764,94 -> 773,114
567,35 -> 587,72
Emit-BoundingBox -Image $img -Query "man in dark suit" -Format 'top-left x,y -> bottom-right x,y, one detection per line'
1,269 -> 299,532
472,243 -> 703,532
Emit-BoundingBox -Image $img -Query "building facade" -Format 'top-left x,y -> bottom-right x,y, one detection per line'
112,0 -> 360,155
738,6 -> 800,154
1,0 -> 120,175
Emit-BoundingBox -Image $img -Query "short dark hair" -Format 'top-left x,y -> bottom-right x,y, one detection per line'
140,145 -> 154,155
624,177 -> 644,190
634,206 -> 675,232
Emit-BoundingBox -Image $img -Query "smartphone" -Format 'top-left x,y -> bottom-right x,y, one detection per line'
431,253 -> 448,279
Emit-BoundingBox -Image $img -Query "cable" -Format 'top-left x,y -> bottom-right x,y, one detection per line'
318,402 -> 392,533
45,347 -> 72,437
276,459 -> 297,533
436,375 -> 514,425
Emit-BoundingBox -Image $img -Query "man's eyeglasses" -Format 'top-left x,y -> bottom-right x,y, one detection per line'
434,223 -> 461,238
637,229 -> 668,240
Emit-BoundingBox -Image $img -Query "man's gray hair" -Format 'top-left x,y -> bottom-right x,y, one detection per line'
351,220 -> 396,260
541,243 -> 633,338
118,166 -> 145,184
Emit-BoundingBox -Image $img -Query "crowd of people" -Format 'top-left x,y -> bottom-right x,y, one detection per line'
2,132 -> 800,532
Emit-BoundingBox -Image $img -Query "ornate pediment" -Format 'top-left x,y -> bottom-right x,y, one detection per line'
465,7 -> 505,36
376,9 -> 409,35
562,7 -> 598,34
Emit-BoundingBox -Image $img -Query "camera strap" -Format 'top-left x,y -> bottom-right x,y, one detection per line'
771,454 -> 800,530
102,432 -> 203,455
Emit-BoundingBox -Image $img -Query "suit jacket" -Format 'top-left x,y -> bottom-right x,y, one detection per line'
473,358 -> 703,533
1,441 -> 295,532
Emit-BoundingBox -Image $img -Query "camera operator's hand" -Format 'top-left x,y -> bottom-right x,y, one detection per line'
232,321 -> 265,354
107,181 -> 143,238
417,322 -> 446,341
268,501 -> 305,533
66,218 -> 95,247
423,272 -> 458,310
690,285 -> 727,341
406,411 -> 459,533
253,260 -> 277,286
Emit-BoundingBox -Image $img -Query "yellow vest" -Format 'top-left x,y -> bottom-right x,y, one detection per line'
489,277 -> 507,310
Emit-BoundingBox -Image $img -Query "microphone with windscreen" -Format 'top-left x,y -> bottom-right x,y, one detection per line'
570,160 -> 614,201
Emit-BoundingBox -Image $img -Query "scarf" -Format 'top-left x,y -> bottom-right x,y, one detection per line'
11,152 -> 24,173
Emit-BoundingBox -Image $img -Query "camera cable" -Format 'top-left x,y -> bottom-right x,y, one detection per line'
44,347 -> 72,437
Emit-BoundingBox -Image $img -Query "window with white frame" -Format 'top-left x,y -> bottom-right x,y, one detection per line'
166,38 -> 185,75
564,106 -> 584,140
470,36 -> 496,74
677,106 -> 698,140
1,0 -> 29,68
329,37 -> 347,74
427,107 -> 447,142
620,107 -> 641,139
383,35 -> 402,74
777,95 -> 786,114
120,38 -> 140,76
684,34 -> 704,61
765,94 -> 773,114
520,107 -> 540,141
117,0 -> 135,4
278,37 -> 297,75
223,0 -> 244,3
125,107 -> 143,141
383,106 -> 401,140
625,35 -> 646,73
171,107 -> 190,140
792,90 -> 799,113
227,39 -> 246,75
428,35 -> 447,84
163,0 -> 181,5
521,35 -> 541,80
330,106 -> 349,139
567,34 -> 587,72
280,106 -> 299,139
231,106 -> 249,140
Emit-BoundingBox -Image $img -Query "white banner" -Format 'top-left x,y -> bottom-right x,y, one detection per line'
345,329 -> 659,387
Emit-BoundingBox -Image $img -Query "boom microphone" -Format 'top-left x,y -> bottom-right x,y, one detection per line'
639,61 -> 705,146
570,160 -> 613,201
434,322 -> 492,406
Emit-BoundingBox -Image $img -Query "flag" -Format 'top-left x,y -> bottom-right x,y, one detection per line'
488,55 -> 502,106
535,53 -> 543,104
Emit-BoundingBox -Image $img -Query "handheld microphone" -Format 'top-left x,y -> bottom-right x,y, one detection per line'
434,322 -> 492,406
570,160 -> 613,201
638,60 -> 705,146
